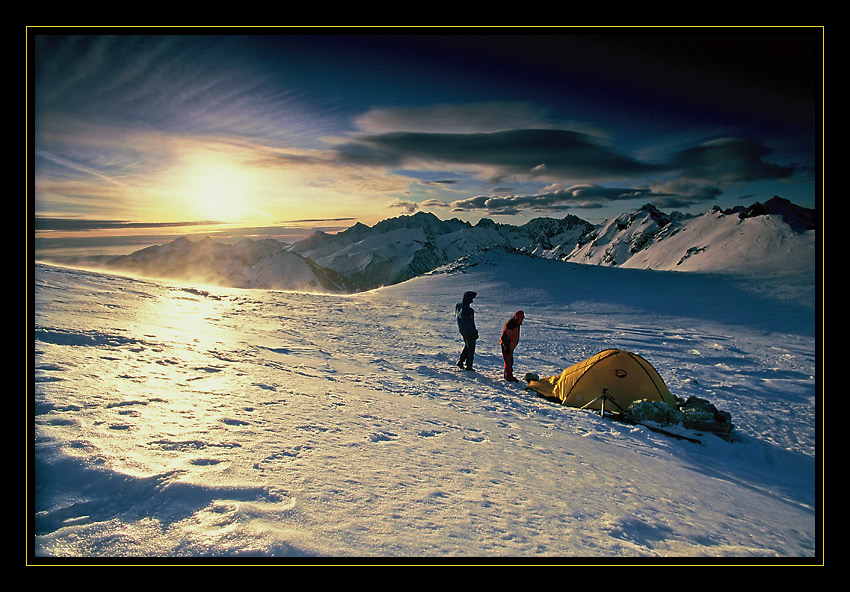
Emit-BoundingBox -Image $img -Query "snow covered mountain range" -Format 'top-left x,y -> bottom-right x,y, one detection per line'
56,196 -> 816,293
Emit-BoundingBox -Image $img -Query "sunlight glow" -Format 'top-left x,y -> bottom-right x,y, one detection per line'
176,152 -> 262,223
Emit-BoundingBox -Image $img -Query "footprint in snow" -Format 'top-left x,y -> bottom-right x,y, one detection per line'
222,417 -> 250,426
418,429 -> 445,438
368,430 -> 399,442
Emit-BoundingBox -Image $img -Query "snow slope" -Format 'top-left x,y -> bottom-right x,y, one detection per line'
31,247 -> 818,561
53,236 -> 354,293
572,205 -> 815,274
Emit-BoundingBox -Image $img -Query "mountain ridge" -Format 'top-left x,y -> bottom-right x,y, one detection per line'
46,196 -> 816,293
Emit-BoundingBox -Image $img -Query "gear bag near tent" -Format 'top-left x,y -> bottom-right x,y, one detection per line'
526,349 -> 677,412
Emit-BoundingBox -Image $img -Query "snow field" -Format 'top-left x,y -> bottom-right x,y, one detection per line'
32,251 -> 817,559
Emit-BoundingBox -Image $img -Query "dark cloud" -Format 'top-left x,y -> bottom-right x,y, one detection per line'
669,137 -> 797,183
338,128 -> 803,217
633,137 -> 804,209
424,179 -> 459,186
353,101 -> 555,134
354,128 -> 805,216
336,129 -> 662,180
352,129 -> 808,215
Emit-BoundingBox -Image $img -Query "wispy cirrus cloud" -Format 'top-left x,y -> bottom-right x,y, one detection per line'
32,32 -> 818,240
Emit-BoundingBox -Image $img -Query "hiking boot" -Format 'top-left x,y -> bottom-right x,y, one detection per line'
457,360 -> 465,369
505,376 -> 519,382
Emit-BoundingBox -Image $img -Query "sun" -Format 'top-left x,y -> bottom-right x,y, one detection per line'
176,154 -> 261,223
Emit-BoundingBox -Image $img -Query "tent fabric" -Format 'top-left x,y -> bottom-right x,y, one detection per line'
527,349 -> 676,411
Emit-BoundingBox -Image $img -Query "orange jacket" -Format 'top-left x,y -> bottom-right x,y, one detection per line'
500,311 -> 525,352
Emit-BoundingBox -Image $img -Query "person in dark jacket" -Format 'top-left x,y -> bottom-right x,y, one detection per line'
500,310 -> 525,381
455,291 -> 478,371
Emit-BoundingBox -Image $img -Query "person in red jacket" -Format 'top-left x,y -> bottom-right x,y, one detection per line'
500,310 -> 525,382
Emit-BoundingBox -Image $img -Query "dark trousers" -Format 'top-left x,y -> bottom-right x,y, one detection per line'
459,336 -> 476,369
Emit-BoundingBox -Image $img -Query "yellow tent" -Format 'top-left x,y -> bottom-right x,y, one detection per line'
527,349 -> 677,412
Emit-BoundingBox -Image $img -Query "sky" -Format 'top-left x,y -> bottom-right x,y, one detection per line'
30,29 -> 822,256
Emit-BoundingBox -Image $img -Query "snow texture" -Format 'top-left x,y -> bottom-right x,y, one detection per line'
31,200 -> 818,561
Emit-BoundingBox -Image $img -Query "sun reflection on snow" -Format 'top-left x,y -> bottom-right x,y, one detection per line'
134,284 -> 245,392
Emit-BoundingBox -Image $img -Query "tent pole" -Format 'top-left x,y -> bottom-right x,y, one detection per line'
581,388 -> 626,418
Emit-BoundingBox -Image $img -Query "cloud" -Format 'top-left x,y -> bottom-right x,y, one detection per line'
335,96 -> 806,218
336,128 -> 660,182
387,199 -> 420,214
373,133 -> 804,216
353,101 -> 558,134
423,179 -> 459,186
634,137 -> 803,208
447,184 -> 655,215
33,217 -> 221,232
35,36 -> 298,138
669,137 -> 797,183
32,35 -> 814,226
